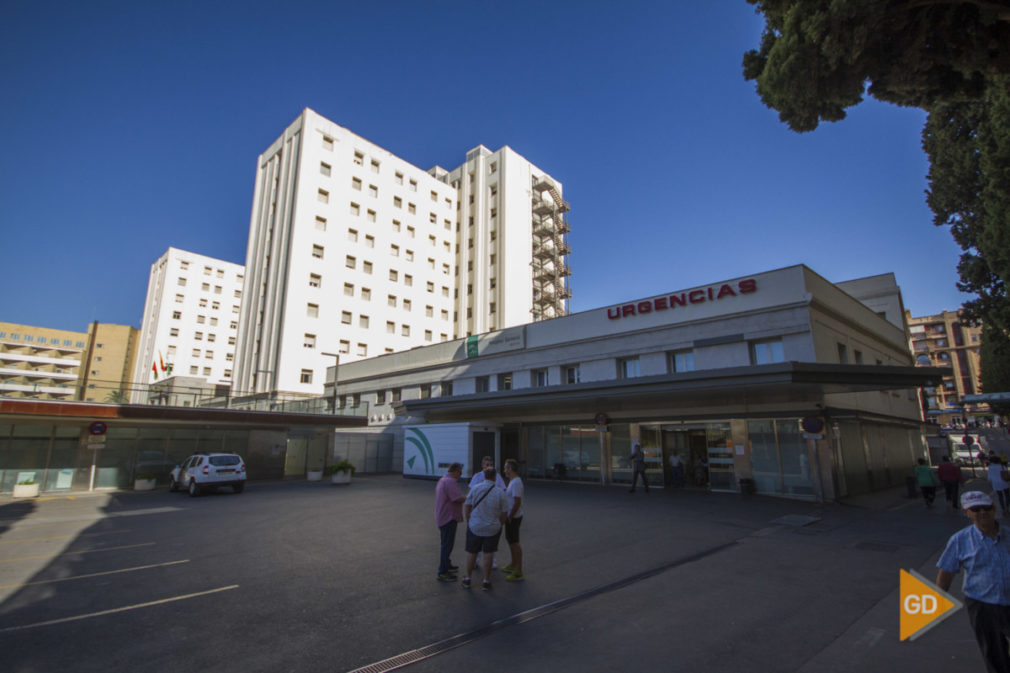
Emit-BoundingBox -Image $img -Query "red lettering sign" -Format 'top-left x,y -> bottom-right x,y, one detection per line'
607,279 -> 759,321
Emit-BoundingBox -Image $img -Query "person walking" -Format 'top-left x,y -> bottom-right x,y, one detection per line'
937,455 -> 965,511
987,457 -> 1010,515
434,462 -> 464,582
502,458 -> 524,582
628,440 -> 649,493
461,466 -> 509,591
914,458 -> 940,508
936,491 -> 1010,673
668,451 -> 685,488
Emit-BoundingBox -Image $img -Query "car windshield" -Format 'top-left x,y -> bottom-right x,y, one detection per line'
209,455 -> 241,466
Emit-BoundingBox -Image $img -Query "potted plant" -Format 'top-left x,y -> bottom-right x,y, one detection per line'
13,479 -> 40,498
306,467 -> 324,481
134,473 -> 157,491
326,459 -> 356,485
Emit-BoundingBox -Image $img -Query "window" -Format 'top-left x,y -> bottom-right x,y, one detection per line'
386,321 -> 395,334
429,234 -> 436,247
169,328 -> 179,337
322,136 -> 333,151
304,334 -> 316,349
363,261 -> 372,274
619,357 -> 640,379
178,277 -> 187,287
365,234 -> 374,248
420,383 -> 431,399
345,255 -> 356,269
408,202 -> 416,214
203,266 -> 212,276
190,366 -> 198,375
392,219 -> 401,232
341,311 -> 352,324
406,225 -> 415,238
361,287 -> 371,300
441,381 -> 453,397
201,282 -> 210,291
388,294 -> 397,307
837,343 -> 849,364
490,161 -> 497,174
376,390 -> 386,405
441,286 -> 449,298
441,309 -> 449,321
359,315 -> 369,328
409,179 -> 417,192
350,202 -> 360,216
402,299 -> 411,311
533,368 -> 548,387
367,209 -> 376,222
392,388 -> 402,402
497,372 -> 513,390
343,282 -> 354,296
751,339 -> 785,365
389,269 -> 399,282
369,185 -> 378,198
394,196 -> 402,208
194,331 -> 204,340
300,369 -> 313,384
854,350 -> 864,364
310,274 -> 321,288
670,350 -> 695,372
352,177 -> 362,190
425,330 -> 432,341
312,245 -> 324,259
320,162 -> 331,176
348,228 -> 358,242
425,305 -> 433,318
175,294 -> 184,303
427,281 -> 434,293
205,350 -> 214,359
430,190 -> 438,202
404,274 -> 413,286
370,159 -> 380,173
405,249 -> 413,262
395,171 -> 403,185
192,348 -> 201,357
196,315 -> 206,324
180,260 -> 189,269
563,365 -> 580,385
339,340 -> 350,354
391,244 -> 399,257
476,376 -> 490,393
353,151 -> 364,166
318,189 -> 329,204
234,289 -> 242,298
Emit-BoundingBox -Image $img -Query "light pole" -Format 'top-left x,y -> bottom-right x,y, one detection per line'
321,352 -> 340,414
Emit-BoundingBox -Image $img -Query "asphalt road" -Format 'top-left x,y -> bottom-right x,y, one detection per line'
0,472 -> 995,673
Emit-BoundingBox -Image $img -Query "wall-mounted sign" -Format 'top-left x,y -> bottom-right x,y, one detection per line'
89,421 -> 108,436
607,279 -> 757,321
594,412 -> 608,426
801,416 -> 824,434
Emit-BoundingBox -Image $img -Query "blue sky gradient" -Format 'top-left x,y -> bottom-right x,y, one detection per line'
0,1 -> 970,332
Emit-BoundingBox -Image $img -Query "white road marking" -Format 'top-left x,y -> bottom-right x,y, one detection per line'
0,559 -> 190,589
0,585 -> 240,633
0,542 -> 155,564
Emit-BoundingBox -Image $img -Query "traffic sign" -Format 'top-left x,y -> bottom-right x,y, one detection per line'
89,422 -> 108,436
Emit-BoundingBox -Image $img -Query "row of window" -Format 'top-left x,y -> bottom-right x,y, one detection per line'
0,333 -> 85,348
176,277 -> 242,298
320,138 -> 451,203
173,295 -> 240,312
168,313 -> 229,327
177,260 -> 242,279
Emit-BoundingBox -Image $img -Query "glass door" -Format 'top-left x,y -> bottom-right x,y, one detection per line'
706,423 -> 736,492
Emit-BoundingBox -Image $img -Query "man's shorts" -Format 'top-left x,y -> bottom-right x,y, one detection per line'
505,516 -> 523,544
465,527 -> 502,554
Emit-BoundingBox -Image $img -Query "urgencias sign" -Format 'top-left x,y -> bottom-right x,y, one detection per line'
607,279 -> 757,320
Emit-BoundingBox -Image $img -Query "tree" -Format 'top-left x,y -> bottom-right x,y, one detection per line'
742,0 -> 1010,133
744,0 -> 1010,395
980,324 -> 1010,415
105,390 -> 129,404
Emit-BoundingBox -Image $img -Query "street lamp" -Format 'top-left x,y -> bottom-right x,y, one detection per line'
321,352 -> 340,414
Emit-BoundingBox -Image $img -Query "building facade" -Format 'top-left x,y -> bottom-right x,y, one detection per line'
77,322 -> 140,403
131,248 -> 245,402
906,309 -> 986,426
233,108 -> 570,399
0,322 -> 89,400
324,266 -> 944,501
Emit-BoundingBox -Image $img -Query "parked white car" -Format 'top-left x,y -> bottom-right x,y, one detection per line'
169,453 -> 246,496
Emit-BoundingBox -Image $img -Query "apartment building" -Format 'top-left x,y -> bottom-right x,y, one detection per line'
78,322 -> 140,402
234,108 -> 571,398
132,248 -> 245,402
0,322 -> 89,400
906,309 -> 986,425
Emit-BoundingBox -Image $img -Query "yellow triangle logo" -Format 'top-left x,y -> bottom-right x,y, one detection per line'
899,569 -> 962,641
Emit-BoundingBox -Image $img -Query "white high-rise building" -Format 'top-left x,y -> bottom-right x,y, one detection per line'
131,248 -> 245,401
234,108 -> 571,397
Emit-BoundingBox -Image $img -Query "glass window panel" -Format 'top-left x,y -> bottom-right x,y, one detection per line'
609,423 -> 633,484
777,420 -> 815,496
747,420 -> 780,494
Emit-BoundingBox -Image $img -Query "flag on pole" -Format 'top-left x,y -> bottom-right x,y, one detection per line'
151,360 -> 159,381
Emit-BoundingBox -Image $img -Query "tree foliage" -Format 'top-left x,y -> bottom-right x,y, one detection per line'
743,0 -> 1010,132
980,324 -> 1010,413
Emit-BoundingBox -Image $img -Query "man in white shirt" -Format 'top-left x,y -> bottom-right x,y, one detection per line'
462,467 -> 509,591
503,458 -> 525,582
468,455 -> 505,569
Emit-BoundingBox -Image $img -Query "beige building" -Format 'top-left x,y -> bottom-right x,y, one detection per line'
0,322 -> 89,400
78,322 -> 140,403
906,309 -> 986,426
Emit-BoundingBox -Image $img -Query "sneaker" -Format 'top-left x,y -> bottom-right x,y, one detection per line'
505,572 -> 524,582
461,577 -> 471,588
501,565 -> 516,574
481,580 -> 492,591
437,573 -> 455,582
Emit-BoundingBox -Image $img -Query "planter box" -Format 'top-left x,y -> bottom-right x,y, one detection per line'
134,478 -> 157,491
331,470 -> 352,485
306,470 -> 323,482
13,483 -> 40,498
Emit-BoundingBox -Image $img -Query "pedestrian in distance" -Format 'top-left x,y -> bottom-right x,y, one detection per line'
914,457 -> 940,508
461,466 -> 509,591
628,439 -> 649,493
434,462 -> 464,582
937,455 -> 965,511
936,491 -> 1010,673
668,450 -> 685,488
502,458 -> 524,582
987,457 -> 1010,515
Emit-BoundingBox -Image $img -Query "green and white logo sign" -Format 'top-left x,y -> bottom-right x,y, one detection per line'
404,428 -> 436,475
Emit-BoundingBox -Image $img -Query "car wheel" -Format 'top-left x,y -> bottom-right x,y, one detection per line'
188,480 -> 200,497
169,477 -> 178,492
233,483 -> 244,494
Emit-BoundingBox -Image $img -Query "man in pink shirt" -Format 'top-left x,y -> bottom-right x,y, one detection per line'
435,463 -> 464,581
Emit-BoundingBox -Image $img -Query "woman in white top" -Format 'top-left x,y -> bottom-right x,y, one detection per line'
986,457 -> 1010,514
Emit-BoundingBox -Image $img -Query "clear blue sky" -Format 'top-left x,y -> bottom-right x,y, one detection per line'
0,1 -> 970,332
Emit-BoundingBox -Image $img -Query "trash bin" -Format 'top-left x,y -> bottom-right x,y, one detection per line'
906,476 -> 919,498
739,478 -> 756,496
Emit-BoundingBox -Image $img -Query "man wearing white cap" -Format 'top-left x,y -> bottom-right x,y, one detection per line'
936,491 -> 1010,673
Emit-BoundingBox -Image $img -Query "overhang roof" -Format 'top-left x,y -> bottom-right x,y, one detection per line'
395,362 -> 950,422
0,399 -> 368,429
